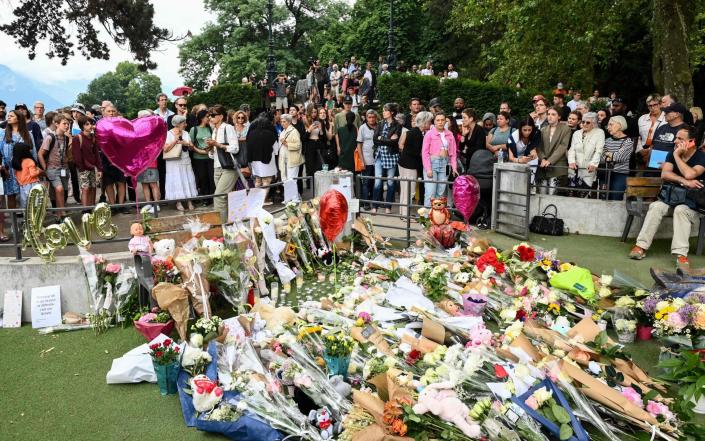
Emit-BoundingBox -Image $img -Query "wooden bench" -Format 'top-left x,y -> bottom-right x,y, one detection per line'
621,177 -> 705,255
147,211 -> 224,243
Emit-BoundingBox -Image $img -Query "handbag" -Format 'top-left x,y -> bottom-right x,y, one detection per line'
215,125 -> 237,170
163,134 -> 183,160
529,204 -> 565,236
354,148 -> 365,172
686,182 -> 705,212
658,182 -> 688,206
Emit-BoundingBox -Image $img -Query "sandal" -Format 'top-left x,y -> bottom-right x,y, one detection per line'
0,235 -> 9,242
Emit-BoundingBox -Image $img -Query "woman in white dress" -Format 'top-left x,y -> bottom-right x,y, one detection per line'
163,115 -> 197,211
247,113 -> 278,205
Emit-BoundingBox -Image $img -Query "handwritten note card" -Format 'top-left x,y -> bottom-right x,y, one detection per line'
227,190 -> 248,223
245,188 -> 267,218
31,285 -> 62,329
3,290 -> 22,328
283,179 -> 299,202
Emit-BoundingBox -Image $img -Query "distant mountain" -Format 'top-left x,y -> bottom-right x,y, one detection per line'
0,64 -> 64,110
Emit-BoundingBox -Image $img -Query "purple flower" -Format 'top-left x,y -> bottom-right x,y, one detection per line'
642,295 -> 659,314
685,292 -> 705,304
678,304 -> 698,326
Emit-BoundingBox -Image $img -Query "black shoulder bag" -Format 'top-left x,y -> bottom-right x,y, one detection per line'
216,125 -> 237,170
658,182 -> 688,207
529,204 -> 565,236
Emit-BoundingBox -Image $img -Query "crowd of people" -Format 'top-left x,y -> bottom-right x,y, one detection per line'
1,56 -> 704,265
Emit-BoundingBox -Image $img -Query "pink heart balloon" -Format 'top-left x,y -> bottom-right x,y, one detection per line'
452,175 -> 481,222
95,116 -> 167,178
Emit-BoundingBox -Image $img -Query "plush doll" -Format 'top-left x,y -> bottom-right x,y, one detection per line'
128,222 -> 153,255
308,407 -> 335,439
438,299 -> 462,316
190,374 -> 223,412
329,375 -> 352,397
153,238 -> 176,260
203,239 -> 224,255
430,197 -> 451,226
413,383 -> 482,438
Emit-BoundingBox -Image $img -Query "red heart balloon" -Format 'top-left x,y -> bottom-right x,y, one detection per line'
95,116 -> 167,178
319,190 -> 348,243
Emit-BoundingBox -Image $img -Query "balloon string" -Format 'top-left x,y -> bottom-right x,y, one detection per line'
333,243 -> 338,290
131,176 -> 140,219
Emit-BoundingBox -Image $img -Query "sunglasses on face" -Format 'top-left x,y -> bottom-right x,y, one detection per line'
176,103 -> 186,107
581,121 -> 592,124
209,113 -> 220,117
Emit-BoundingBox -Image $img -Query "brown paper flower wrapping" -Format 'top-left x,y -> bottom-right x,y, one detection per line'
173,247 -> 211,316
151,282 -> 190,341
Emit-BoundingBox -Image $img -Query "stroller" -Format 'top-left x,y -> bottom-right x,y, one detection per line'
467,149 -> 495,229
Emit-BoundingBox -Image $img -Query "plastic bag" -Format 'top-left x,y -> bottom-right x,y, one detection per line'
549,266 -> 595,299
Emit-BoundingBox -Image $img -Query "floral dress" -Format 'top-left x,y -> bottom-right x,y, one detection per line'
1,130 -> 36,195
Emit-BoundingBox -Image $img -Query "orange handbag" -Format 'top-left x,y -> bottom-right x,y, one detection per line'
354,148 -> 365,172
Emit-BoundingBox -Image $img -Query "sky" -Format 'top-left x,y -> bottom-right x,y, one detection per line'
0,0 -> 215,101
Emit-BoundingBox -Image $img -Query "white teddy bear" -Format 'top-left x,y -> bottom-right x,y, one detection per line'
202,239 -> 224,256
153,238 -> 176,259
190,374 -> 223,412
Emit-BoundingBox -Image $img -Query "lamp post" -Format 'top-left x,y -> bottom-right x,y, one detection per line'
266,0 -> 276,88
386,0 -> 396,72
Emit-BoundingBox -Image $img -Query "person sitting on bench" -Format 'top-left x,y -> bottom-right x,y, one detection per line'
629,126 -> 705,270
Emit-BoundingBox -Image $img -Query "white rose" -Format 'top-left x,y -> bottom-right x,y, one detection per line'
600,275 -> 613,286
615,297 -> 635,308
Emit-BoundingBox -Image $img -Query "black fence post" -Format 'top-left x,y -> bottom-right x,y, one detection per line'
10,211 -> 27,262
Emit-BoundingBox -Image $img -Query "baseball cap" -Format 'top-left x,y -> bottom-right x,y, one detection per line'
343,96 -> 353,104
663,102 -> 688,115
428,97 -> 441,108
532,94 -> 546,102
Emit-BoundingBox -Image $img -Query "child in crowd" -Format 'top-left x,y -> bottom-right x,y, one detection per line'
72,114 -> 102,207
38,114 -> 71,218
12,142 -> 44,208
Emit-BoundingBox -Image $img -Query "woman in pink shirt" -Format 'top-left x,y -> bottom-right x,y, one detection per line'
422,113 -> 458,207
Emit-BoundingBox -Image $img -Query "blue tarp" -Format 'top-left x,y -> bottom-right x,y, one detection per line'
177,341 -> 284,441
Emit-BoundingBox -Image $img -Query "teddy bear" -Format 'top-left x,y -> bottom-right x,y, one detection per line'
413,383 -> 481,438
430,197 -> 451,226
191,374 -> 223,413
329,375 -> 352,397
153,238 -> 176,260
202,239 -> 224,256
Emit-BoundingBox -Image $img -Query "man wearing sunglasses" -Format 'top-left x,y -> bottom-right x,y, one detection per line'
167,97 -> 193,130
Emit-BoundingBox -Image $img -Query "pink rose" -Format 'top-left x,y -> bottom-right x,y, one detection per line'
105,263 -> 122,274
621,387 -> 643,408
525,396 -> 539,410
646,400 -> 674,421
666,313 -> 686,331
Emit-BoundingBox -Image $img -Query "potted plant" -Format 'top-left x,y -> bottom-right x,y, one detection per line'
657,351 -> 705,416
322,332 -> 354,380
149,338 -> 181,396
134,307 -> 174,341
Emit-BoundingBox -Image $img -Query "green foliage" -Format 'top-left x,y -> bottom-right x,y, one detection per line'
179,0 -> 350,90
76,62 -> 162,119
187,83 -> 262,111
377,73 -> 535,118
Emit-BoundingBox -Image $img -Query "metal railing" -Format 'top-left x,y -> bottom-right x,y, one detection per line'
530,164 -> 656,199
354,174 -> 464,246
0,176 -> 314,262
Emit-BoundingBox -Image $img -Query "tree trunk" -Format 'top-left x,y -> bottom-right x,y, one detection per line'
652,0 -> 694,106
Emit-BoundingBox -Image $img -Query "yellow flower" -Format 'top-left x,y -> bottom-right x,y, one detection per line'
559,262 -> 573,272
547,303 -> 560,314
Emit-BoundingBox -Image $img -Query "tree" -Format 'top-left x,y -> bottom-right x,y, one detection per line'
76,62 -> 162,118
0,0 -> 174,69
179,0 -> 350,90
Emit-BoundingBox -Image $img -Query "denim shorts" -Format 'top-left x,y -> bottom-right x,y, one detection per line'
46,168 -> 68,189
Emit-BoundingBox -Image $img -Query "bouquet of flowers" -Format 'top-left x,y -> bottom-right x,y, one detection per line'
411,262 -> 448,302
191,316 -> 224,343
149,337 -> 181,365
152,257 -> 182,284
641,294 -> 705,348
206,247 -> 249,307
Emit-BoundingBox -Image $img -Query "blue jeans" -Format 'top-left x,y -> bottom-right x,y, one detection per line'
360,165 -> 375,208
372,159 -> 396,209
608,172 -> 628,201
424,157 -> 448,207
